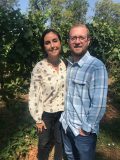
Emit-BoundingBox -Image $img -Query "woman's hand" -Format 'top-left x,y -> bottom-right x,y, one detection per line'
36,121 -> 47,133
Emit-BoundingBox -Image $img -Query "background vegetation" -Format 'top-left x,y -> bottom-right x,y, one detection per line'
0,0 -> 120,159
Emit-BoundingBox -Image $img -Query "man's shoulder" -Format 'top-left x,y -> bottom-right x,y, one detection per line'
89,55 -> 105,68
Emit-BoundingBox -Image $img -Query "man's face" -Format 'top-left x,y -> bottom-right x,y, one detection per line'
69,27 -> 90,57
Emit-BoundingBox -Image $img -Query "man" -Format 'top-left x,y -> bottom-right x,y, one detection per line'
60,23 -> 108,160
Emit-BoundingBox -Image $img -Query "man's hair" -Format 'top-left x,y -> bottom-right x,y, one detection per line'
69,23 -> 90,38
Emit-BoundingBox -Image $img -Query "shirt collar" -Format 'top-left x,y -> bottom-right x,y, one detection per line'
77,51 -> 90,67
67,51 -> 90,67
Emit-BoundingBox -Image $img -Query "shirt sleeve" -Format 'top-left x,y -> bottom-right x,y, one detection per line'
82,65 -> 108,133
28,64 -> 43,123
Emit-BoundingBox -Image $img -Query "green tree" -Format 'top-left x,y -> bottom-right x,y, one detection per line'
92,0 -> 120,97
29,0 -> 88,26
94,0 -> 120,27
29,0 -> 50,11
0,7 -> 46,100
88,21 -> 120,96
0,0 -> 18,10
66,0 -> 88,23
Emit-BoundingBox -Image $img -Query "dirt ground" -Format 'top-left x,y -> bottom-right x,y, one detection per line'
27,145 -> 55,160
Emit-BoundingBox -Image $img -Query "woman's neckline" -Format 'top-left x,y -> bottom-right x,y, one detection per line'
46,58 -> 61,73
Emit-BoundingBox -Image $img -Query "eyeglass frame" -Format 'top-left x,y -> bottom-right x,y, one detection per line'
69,35 -> 89,42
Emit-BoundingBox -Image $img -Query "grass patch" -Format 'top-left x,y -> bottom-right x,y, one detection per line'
0,99 -> 37,160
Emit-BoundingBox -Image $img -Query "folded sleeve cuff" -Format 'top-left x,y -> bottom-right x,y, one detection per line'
82,122 -> 92,133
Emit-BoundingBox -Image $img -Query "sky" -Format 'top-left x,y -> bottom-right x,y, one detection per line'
18,0 -> 120,21
18,0 -> 29,13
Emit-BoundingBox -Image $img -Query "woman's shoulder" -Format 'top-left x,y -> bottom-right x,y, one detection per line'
32,59 -> 47,73
60,59 -> 67,70
61,58 -> 68,67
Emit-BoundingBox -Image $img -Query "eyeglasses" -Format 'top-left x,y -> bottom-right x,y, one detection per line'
69,36 -> 88,42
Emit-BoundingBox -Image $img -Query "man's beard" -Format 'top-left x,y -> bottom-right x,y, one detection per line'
72,48 -> 87,59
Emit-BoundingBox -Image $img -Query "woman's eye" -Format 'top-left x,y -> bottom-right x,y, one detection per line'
53,38 -> 60,42
53,40 -> 57,42
44,41 -> 50,45
44,38 -> 59,45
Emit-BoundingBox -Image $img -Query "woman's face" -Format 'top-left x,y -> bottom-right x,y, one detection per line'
44,32 -> 61,58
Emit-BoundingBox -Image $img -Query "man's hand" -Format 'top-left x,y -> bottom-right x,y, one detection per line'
79,128 -> 91,136
36,121 -> 47,132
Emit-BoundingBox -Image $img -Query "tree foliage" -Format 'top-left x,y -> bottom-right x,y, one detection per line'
94,0 -> 120,27
0,0 -> 18,10
29,0 -> 88,27
88,21 -> 120,95
92,0 -> 120,95
0,7 -> 46,101
66,0 -> 88,23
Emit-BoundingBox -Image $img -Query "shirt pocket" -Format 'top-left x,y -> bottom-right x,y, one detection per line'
73,79 -> 86,85
72,79 -> 88,97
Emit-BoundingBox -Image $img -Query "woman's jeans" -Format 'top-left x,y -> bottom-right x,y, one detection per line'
38,111 -> 63,160
62,126 -> 97,160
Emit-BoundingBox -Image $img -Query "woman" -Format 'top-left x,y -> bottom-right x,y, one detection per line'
29,29 -> 66,160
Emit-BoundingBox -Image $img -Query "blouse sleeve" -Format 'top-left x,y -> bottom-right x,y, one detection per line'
28,64 -> 43,123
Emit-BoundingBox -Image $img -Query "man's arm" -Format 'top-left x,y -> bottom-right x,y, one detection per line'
82,65 -> 108,133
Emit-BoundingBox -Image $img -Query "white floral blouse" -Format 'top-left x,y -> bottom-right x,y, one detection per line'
29,58 -> 66,123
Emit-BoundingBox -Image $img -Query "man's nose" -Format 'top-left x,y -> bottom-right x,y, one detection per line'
75,37 -> 81,43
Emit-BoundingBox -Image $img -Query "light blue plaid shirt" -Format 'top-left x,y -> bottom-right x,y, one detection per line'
60,51 -> 108,136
